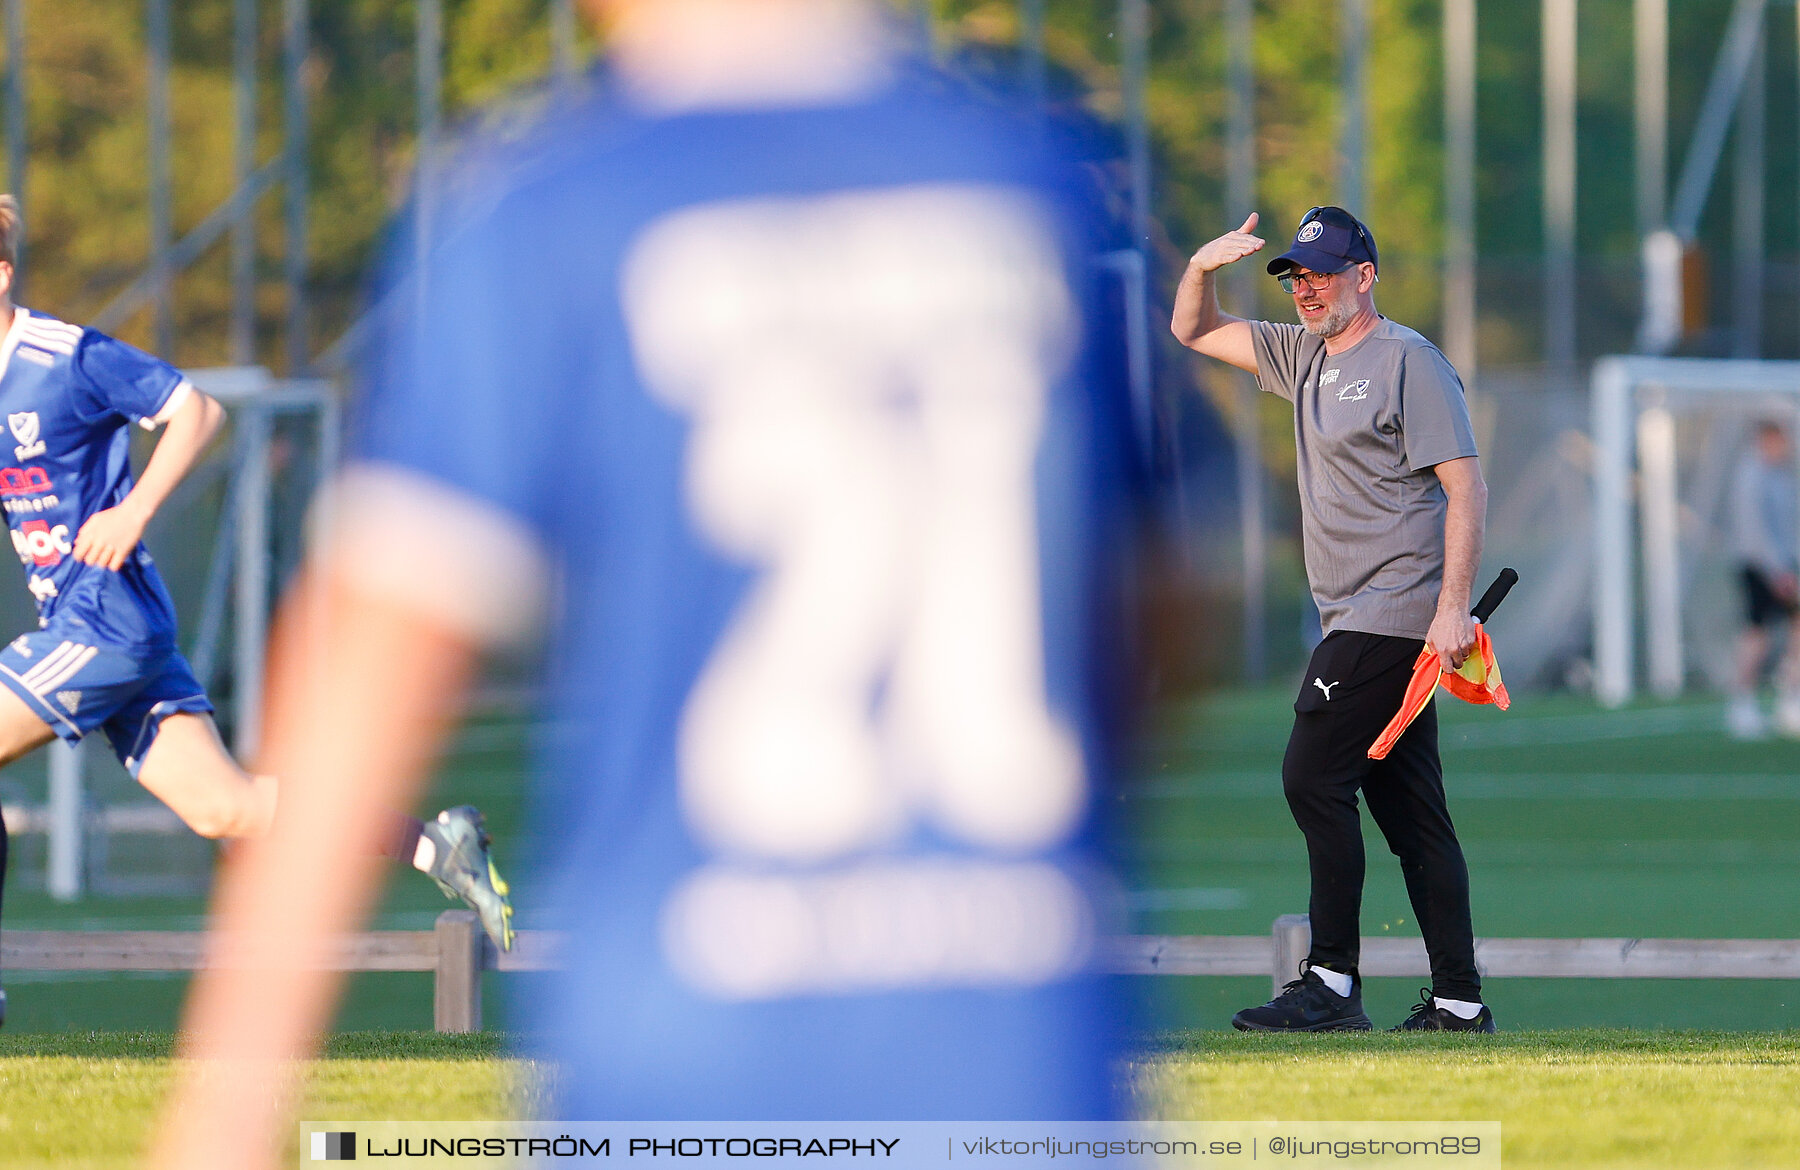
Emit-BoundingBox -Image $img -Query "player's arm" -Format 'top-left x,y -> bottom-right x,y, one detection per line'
1425,455 -> 1488,671
73,387 -> 225,571
1170,213 -> 1264,373
147,573 -> 477,1170
150,467 -> 543,1170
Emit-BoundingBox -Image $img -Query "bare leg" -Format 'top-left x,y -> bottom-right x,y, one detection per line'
0,686 -> 61,767
136,711 -> 429,859
1736,627 -> 1771,694
135,713 -> 278,839
1777,620 -> 1800,693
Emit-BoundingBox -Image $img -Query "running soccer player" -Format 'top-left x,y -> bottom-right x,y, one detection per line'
0,196 -> 513,1023
153,0 -> 1139,1162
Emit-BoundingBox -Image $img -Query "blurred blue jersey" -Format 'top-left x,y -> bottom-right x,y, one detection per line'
355,63 -> 1139,1120
0,310 -> 187,647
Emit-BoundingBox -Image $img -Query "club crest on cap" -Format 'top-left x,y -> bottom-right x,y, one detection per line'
1297,221 -> 1324,243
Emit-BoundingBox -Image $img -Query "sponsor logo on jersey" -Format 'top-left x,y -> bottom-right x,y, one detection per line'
1337,378 -> 1371,402
14,519 -> 71,566
1320,368 -> 1341,387
9,412 -> 45,460
0,467 -> 58,513
28,574 -> 57,602
0,467 -> 52,495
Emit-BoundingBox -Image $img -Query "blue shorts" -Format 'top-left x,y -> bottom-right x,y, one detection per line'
0,631 -> 214,776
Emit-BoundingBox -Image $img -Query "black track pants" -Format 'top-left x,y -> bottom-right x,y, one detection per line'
1281,629 -> 1481,1001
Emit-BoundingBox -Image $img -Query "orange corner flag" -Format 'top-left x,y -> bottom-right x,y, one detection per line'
1368,624 -> 1510,760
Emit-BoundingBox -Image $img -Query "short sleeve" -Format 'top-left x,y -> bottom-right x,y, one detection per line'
334,175 -> 572,644
352,186 -> 569,535
69,331 -> 187,427
1250,320 -> 1307,402
1400,343 -> 1479,471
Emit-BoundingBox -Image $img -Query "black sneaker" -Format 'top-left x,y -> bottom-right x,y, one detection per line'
1231,965 -> 1373,1032
1391,987 -> 1496,1032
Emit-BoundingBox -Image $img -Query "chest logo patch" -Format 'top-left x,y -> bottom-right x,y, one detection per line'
1320,369 -> 1341,387
1337,379 -> 1371,403
9,412 -> 44,460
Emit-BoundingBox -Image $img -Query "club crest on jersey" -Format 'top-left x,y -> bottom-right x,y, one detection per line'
1337,379 -> 1371,402
9,412 -> 45,460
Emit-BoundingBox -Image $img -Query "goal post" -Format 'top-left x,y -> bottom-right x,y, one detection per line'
32,365 -> 339,901
1591,355 -> 1800,708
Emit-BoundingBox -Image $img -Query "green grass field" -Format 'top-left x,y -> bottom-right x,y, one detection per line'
0,1032 -> 528,1170
1129,688 -> 1800,1031
1137,1031 -> 1800,1168
7,1030 -> 1799,1168
6,689 -> 1800,1166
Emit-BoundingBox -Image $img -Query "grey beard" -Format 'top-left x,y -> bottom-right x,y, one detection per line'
1300,300 -> 1356,338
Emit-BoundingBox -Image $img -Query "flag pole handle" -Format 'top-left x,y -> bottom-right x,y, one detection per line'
1471,567 -> 1518,624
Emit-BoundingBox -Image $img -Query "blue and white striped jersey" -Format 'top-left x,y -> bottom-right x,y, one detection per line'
0,308 -> 190,647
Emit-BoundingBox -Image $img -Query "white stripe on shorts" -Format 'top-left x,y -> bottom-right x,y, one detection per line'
21,642 -> 96,696
19,641 -> 83,690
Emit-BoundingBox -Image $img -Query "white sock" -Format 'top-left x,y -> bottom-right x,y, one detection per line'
412,835 -> 438,872
1433,996 -> 1483,1019
1311,966 -> 1353,997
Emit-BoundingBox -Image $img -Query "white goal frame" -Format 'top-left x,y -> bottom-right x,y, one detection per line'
1592,355 -> 1800,707
31,366 -> 339,901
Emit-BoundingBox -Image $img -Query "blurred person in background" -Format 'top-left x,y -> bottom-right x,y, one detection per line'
1727,420 -> 1800,739
150,0 -> 1141,1163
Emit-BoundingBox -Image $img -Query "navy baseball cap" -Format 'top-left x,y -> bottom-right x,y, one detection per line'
1266,206 -> 1379,276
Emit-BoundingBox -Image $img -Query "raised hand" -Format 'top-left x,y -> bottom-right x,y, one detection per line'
1189,213 -> 1265,273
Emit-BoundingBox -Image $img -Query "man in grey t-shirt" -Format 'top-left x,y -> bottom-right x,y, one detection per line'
1172,206 -> 1493,1033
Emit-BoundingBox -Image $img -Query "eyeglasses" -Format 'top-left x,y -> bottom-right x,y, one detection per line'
1277,269 -> 1344,294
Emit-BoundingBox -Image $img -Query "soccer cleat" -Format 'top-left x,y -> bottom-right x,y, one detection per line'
1231,964 -> 1372,1032
422,806 -> 515,952
1391,988 -> 1496,1032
